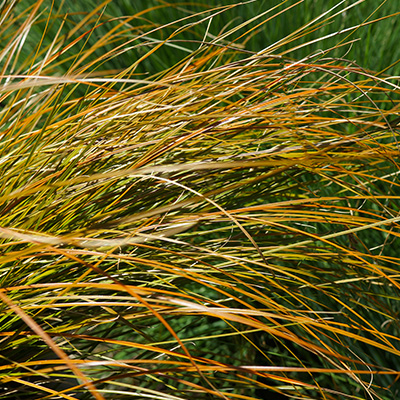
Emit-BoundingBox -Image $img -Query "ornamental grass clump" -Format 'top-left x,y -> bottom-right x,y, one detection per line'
1,1 -> 400,399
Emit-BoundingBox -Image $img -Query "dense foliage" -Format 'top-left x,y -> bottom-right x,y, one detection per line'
1,1 -> 400,399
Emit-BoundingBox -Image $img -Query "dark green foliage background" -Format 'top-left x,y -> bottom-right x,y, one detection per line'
17,0 -> 400,76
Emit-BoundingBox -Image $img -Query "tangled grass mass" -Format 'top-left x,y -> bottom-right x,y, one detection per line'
1,1 -> 400,399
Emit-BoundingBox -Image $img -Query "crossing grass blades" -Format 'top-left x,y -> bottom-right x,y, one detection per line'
1,1 -> 400,399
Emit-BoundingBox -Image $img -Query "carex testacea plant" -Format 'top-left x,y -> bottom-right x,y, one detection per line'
0,0 -> 400,399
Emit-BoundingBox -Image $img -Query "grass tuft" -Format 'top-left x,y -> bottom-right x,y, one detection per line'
1,1 -> 400,399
